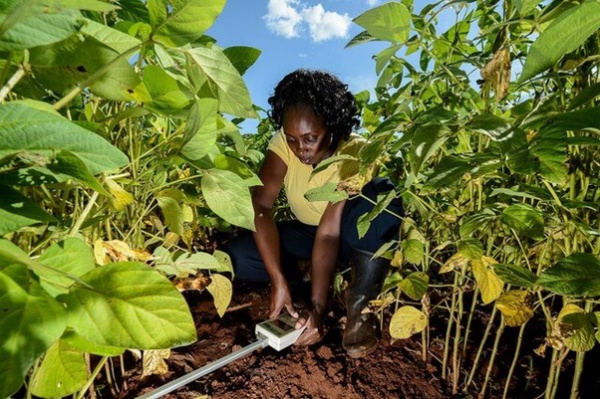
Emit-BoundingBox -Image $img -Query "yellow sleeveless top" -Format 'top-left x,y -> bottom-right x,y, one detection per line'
267,130 -> 364,226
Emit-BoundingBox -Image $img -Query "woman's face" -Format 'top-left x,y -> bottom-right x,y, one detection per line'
282,104 -> 332,166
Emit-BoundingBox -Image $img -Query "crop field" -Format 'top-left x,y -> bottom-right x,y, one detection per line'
1,0 -> 599,398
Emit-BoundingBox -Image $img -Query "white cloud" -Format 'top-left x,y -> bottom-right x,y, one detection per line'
263,0 -> 351,42
298,53 -> 308,58
366,0 -> 380,6
303,4 -> 351,42
263,0 -> 303,39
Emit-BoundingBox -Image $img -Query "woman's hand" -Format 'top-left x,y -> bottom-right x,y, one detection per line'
269,279 -> 298,319
294,307 -> 323,346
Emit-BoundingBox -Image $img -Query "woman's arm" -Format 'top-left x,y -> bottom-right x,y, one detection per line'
295,199 -> 345,345
252,151 -> 298,318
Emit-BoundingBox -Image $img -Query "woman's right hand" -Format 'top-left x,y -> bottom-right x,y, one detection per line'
269,279 -> 298,319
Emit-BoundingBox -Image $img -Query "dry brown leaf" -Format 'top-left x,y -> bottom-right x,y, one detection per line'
174,273 -> 211,292
481,47 -> 511,100
142,349 -> 170,377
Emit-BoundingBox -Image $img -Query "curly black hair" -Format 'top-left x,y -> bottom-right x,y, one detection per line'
267,69 -> 360,145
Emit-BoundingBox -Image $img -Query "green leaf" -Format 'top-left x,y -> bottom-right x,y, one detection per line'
345,30 -> 377,48
389,305 -> 428,339
80,18 -> 141,53
353,2 -> 411,43
48,150 -> 110,196
61,330 -> 124,356
35,238 -> 95,297
143,65 -> 193,114
152,0 -> 226,47
496,290 -> 534,327
0,265 -> 68,398
0,3 -> 82,51
0,102 -> 128,177
410,123 -> 449,177
212,249 -> 234,276
29,36 -> 145,102
29,340 -> 87,398
493,263 -> 536,288
558,304 -> 596,352
537,253 -> 600,297
207,273 -> 231,318
519,2 -> 600,82
64,262 -> 197,349
174,251 -> 220,274
501,204 -> 544,239
514,0 -> 539,16
213,154 -> 262,187
402,239 -> 424,266
304,182 -> 349,204
223,46 -> 261,76
182,97 -> 219,147
156,191 -> 185,236
457,239 -> 484,261
0,239 -> 34,267
356,190 -> 396,239
310,154 -> 358,178
553,107 -> 600,131
185,45 -> 256,118
201,169 -> 255,231
0,185 -> 56,235
459,209 -> 496,237
568,83 -> 600,110
398,272 -> 429,300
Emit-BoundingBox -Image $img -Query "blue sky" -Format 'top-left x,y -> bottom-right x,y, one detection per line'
206,1 -> 455,133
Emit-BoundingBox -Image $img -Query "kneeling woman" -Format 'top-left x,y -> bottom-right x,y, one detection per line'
224,69 -> 402,357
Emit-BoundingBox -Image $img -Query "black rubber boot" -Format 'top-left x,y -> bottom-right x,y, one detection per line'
342,247 -> 390,358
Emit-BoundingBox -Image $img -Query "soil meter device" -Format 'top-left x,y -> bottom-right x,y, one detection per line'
137,314 -> 305,399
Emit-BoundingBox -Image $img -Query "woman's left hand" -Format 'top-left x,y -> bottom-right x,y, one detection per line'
294,307 -> 323,346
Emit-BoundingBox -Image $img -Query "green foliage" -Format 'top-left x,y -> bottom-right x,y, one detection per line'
538,254 -> 600,297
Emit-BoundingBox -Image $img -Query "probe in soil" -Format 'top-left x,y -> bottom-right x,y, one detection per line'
136,314 -> 305,399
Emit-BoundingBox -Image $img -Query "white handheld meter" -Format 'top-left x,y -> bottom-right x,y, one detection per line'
255,313 -> 306,351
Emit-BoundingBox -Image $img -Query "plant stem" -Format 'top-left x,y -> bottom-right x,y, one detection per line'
545,348 -> 558,399
466,305 -> 498,388
69,191 -> 100,237
479,319 -> 505,399
77,356 -> 107,399
442,272 -> 459,380
502,322 -> 528,399
0,63 -> 26,102
462,286 -> 479,358
570,301 -> 591,399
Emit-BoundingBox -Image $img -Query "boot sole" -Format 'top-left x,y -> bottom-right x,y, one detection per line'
345,343 -> 378,358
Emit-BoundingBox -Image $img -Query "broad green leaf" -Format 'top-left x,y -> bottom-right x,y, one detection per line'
310,154 -> 358,177
356,190 -> 396,239
375,44 -> 401,75
29,339 -> 87,398
185,45 -> 256,118
519,2 -> 600,82
410,124 -> 449,177
80,18 -> 141,53
558,304 -> 596,352
496,290 -> 534,327
304,182 -> 349,204
223,46 -> 261,76
389,305 -> 428,339
0,239 -> 34,267
48,150 -> 110,196
439,253 -> 469,274
212,250 -> 234,276
201,169 -> 255,231
182,97 -> 219,147
54,0 -> 119,12
0,103 -> 128,176
213,154 -> 262,187
29,36 -> 145,102
459,209 -> 496,237
353,2 -> 411,43
469,114 -> 511,141
345,30 -> 377,48
514,0 -> 539,16
553,107 -> 600,131
493,263 -> 536,288
382,271 -> 403,292
35,238 -> 95,297
457,239 -> 484,261
143,65 -> 193,115
401,239 -> 424,266
0,265 -> 68,398
398,272 -> 429,300
501,204 -> 544,239
61,330 -> 124,356
568,83 -> 600,110
472,257 -> 504,305
64,262 -> 197,349
537,253 -> 600,297
174,252 -> 220,275
0,185 -> 56,235
531,127 -> 567,184
156,191 -> 184,236
152,0 -> 226,47
0,3 -> 81,51
425,155 -> 471,188
206,273 -> 232,318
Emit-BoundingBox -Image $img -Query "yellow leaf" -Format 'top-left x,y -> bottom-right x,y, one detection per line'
105,178 -> 134,211
440,253 -> 469,273
93,239 -> 109,265
389,306 -> 428,339
207,274 -> 232,318
390,249 -> 403,268
182,205 -> 194,223
472,258 -> 504,304
142,349 -> 170,377
163,232 -> 179,248
496,290 -> 534,327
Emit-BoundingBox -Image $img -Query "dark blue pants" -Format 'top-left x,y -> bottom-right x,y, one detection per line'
223,178 -> 403,282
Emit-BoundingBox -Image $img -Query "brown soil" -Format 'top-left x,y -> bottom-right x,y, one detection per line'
107,283 -> 600,399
